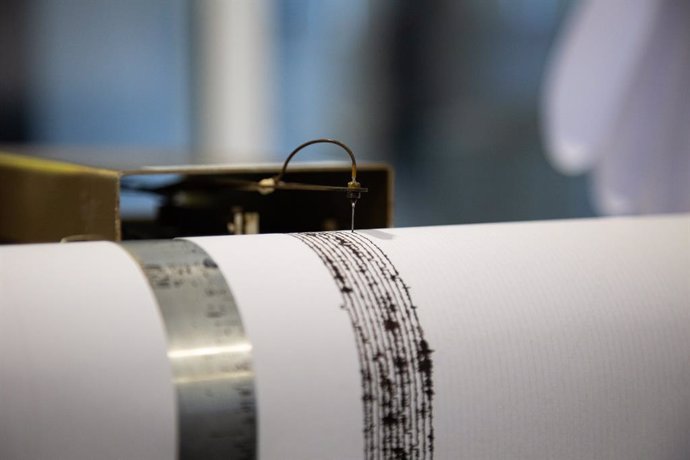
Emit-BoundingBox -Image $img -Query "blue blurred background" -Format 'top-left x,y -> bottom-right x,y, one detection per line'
0,0 -> 593,226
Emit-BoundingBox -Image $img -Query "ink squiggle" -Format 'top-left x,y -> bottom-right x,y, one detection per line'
293,232 -> 434,459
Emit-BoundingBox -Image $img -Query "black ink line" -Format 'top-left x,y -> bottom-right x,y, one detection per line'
293,232 -> 435,459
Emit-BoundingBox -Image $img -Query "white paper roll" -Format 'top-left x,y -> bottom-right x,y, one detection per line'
1,215 -> 688,459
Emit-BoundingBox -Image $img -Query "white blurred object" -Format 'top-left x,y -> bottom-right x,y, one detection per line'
192,0 -> 276,163
542,0 -> 690,214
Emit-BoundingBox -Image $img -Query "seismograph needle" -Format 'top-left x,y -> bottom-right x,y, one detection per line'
351,200 -> 356,232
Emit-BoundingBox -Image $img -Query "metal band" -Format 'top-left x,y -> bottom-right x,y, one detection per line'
123,240 -> 256,459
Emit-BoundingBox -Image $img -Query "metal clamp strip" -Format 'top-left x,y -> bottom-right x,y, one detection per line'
123,240 -> 256,460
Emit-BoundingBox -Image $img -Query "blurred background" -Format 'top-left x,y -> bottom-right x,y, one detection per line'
0,0 -> 600,227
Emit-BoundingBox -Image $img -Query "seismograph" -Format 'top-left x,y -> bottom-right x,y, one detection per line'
293,231 -> 434,459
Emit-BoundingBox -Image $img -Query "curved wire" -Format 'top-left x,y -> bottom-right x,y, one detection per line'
274,138 -> 358,184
